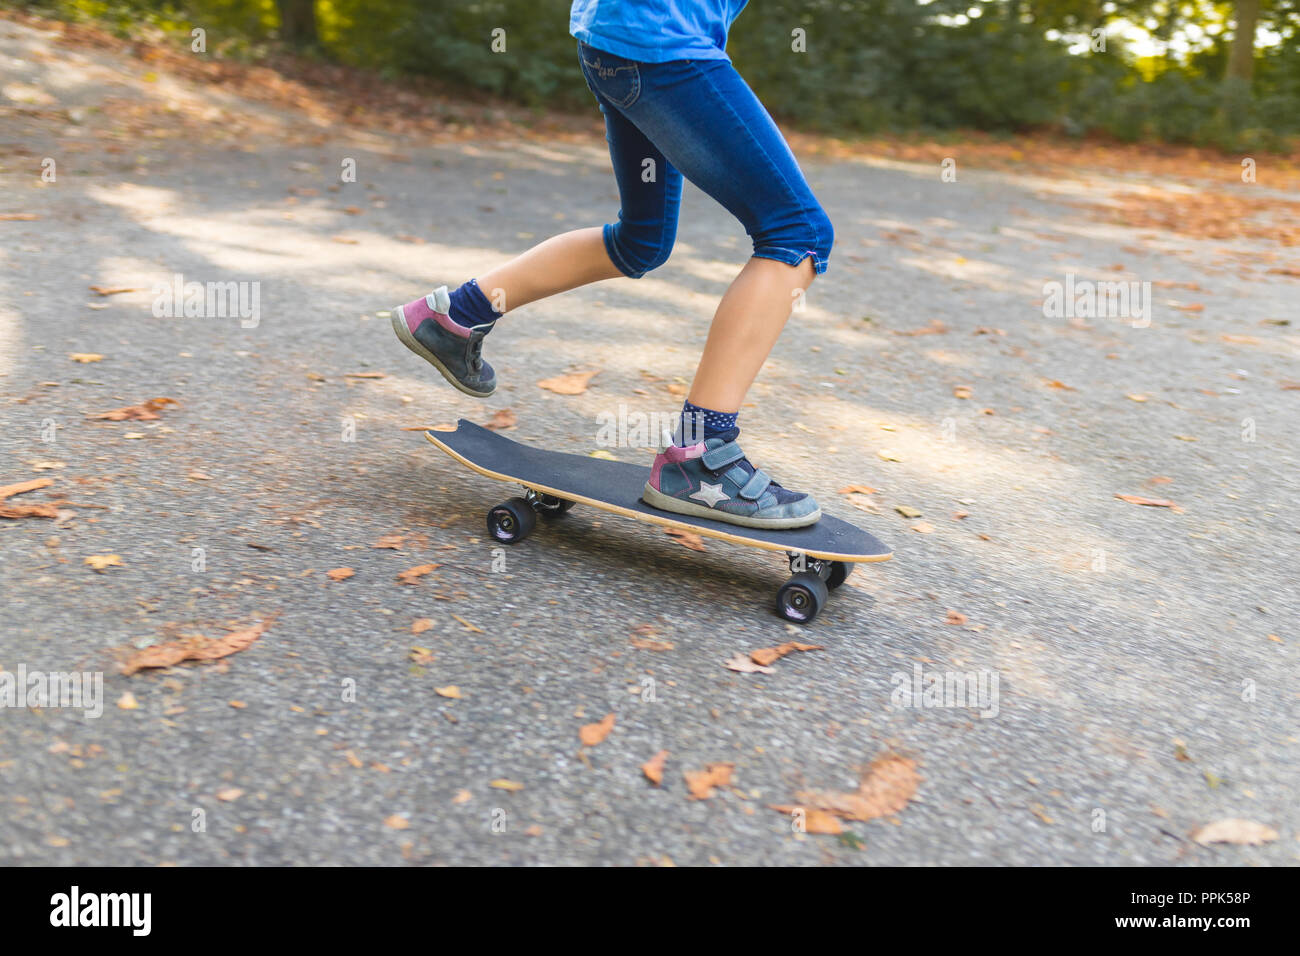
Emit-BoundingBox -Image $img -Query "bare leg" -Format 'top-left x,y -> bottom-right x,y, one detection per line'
687,256 -> 816,413
475,227 -> 623,313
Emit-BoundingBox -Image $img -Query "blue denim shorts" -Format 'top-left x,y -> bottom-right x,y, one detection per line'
577,41 -> 833,278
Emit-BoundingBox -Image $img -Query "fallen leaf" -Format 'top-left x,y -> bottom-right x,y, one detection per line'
1043,379 -> 1076,391
838,484 -> 878,495
895,505 -> 923,518
953,386 -> 972,399
411,618 -> 434,634
792,753 -> 920,821
1191,818 -> 1278,846
116,692 -> 139,710
0,502 -> 60,519
484,408 -> 517,430
641,750 -> 669,786
579,712 -> 616,747
684,762 -> 734,800
750,641 -> 824,667
588,449 -> 617,460
724,653 -> 775,674
85,554 -> 123,572
665,529 -> 706,552
88,398 -> 178,422
326,567 -> 355,582
768,805 -> 844,835
88,285 -> 137,296
490,779 -> 524,792
69,353 -> 104,363
1126,393 -> 1149,402
396,563 -> 439,585
120,617 -> 276,675
537,370 -> 598,395
945,610 -> 968,625
1115,493 -> 1183,512
0,477 -> 54,500
452,789 -> 472,804
216,788 -> 245,802
434,686 -> 462,699
451,614 -> 484,633
383,814 -> 410,830
911,521 -> 936,533
0,213 -> 40,221
877,449 -> 902,462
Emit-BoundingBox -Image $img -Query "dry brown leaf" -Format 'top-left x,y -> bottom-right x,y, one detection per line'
490,779 -> 524,792
1191,818 -> 1278,846
945,610 -> 968,625
372,534 -> 407,550
216,788 -> 244,802
434,685 -> 462,699
326,567 -> 355,582
641,750 -> 669,786
724,653 -> 775,674
0,477 -> 54,500
396,563 -> 439,585
665,528 -> 707,552
1043,379 -> 1076,391
451,614 -> 484,633
1115,493 -> 1183,512
452,789 -> 472,804
69,353 -> 104,363
0,502 -> 61,519
120,617 -> 275,675
383,814 -> 410,830
84,554 -> 123,572
0,213 -> 39,221
537,370 -> 598,395
793,753 -> 920,821
911,521 -> 936,534
484,408 -> 517,430
117,692 -> 139,710
684,762 -> 734,800
88,285 -> 138,296
953,386 -> 973,399
838,484 -> 878,495
768,805 -> 844,835
88,397 -> 178,421
411,618 -> 434,635
579,712 -> 616,747
750,641 -> 824,667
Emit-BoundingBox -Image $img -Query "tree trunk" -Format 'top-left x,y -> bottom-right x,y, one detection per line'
277,0 -> 319,48
1225,0 -> 1260,85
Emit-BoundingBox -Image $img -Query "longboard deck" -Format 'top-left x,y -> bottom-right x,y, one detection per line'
425,420 -> 892,563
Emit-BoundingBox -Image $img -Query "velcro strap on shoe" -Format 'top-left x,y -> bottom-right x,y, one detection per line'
739,469 -> 773,501
701,441 -> 746,471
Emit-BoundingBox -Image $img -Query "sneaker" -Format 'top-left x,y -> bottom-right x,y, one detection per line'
391,286 -> 497,397
642,427 -> 821,529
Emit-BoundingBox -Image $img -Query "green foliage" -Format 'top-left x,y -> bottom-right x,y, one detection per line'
10,0 -> 1299,148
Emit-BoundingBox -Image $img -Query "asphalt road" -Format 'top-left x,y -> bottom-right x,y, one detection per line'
1,16 -> 1297,865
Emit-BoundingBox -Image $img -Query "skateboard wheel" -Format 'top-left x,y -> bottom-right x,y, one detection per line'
776,572 -> 829,625
487,497 -> 537,544
826,561 -> 854,591
533,493 -> 576,517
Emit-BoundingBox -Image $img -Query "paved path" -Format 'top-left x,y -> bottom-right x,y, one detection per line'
2,16 -> 1296,864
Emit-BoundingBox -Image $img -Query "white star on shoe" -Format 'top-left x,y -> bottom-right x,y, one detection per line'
690,482 -> 730,507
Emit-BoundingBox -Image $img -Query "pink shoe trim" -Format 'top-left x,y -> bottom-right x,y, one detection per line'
400,294 -> 470,339
648,442 -> 703,489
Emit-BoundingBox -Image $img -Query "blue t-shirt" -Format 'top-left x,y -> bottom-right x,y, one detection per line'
570,0 -> 749,62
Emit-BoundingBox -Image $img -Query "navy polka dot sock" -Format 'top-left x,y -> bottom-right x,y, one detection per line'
675,399 -> 738,447
447,278 -> 502,330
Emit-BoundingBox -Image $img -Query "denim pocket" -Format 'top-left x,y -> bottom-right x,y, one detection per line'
579,46 -> 641,109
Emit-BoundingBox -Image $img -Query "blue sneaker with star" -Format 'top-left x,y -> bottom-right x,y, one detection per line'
641,427 -> 821,529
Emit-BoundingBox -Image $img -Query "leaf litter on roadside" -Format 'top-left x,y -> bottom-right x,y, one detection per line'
119,616 -> 277,675
771,753 -> 920,825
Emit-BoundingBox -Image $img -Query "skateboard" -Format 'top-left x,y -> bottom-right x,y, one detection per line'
425,420 -> 892,624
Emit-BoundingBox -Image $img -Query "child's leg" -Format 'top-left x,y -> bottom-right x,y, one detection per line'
595,55 -> 834,433
688,255 -> 817,413
474,227 -> 622,315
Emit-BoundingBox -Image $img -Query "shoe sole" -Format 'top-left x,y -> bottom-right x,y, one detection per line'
391,306 -> 496,399
642,483 -> 822,530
